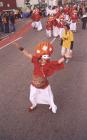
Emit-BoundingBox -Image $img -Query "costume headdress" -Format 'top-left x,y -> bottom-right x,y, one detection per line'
35,41 -> 53,58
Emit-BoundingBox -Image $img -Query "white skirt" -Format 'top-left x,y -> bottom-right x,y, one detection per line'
70,22 -> 76,32
59,28 -> 64,38
32,21 -> 43,31
53,26 -> 59,37
36,21 -> 43,31
29,84 -> 57,113
46,29 -> 52,37
32,21 -> 37,28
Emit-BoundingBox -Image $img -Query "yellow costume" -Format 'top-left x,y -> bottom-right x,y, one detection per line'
62,30 -> 74,49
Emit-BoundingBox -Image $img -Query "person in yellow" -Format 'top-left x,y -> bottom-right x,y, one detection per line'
61,24 -> 74,63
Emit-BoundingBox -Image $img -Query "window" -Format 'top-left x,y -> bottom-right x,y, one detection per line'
0,1 -> 3,7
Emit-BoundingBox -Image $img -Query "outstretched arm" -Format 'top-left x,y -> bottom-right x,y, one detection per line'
58,56 -> 67,64
13,42 -> 32,60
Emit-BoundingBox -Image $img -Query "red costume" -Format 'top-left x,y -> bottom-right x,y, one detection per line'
70,12 -> 78,23
46,20 -> 53,30
28,41 -> 64,113
32,55 -> 64,78
32,8 -> 41,22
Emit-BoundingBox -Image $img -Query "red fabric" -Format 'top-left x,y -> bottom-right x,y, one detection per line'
32,56 -> 64,77
32,13 -> 41,21
53,19 -> 58,26
46,21 -> 53,30
64,7 -> 69,14
32,9 -> 41,21
44,61 -> 64,77
60,21 -> 65,28
57,22 -> 61,28
59,15 -> 64,20
48,16 -> 54,23
55,11 -> 61,18
71,14 -> 78,22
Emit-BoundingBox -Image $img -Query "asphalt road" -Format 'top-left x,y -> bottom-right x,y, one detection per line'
0,18 -> 87,140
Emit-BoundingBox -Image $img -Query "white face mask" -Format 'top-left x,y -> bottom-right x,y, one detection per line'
41,55 -> 50,60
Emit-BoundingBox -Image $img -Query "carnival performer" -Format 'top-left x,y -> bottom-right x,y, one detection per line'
31,7 -> 42,31
53,16 -> 59,37
14,41 -> 66,114
61,24 -> 74,63
46,16 -> 53,38
70,9 -> 78,32
59,15 -> 65,39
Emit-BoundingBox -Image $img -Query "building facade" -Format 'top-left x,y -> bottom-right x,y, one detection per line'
0,0 -> 81,12
16,0 -> 25,7
0,0 -> 16,11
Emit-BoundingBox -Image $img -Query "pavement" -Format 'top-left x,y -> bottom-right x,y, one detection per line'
0,18 -> 32,41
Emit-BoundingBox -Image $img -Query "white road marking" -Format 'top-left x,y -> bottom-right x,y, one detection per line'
0,37 -> 23,50
50,38 -> 56,44
0,35 -> 9,41
0,33 -> 9,37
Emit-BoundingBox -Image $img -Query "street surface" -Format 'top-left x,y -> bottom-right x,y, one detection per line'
0,17 -> 87,140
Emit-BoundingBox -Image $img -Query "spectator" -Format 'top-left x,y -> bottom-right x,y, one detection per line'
0,12 -> 3,32
9,11 -> 16,32
81,13 -> 87,29
2,12 -> 9,33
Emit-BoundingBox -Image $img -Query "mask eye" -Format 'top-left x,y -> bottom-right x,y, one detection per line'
42,55 -> 50,59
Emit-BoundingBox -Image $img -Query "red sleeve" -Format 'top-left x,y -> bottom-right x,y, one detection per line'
45,61 -> 64,77
32,55 -> 39,64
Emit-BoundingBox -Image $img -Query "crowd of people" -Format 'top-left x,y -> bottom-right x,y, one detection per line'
31,2 -> 87,61
0,11 -> 18,34
0,8 -> 31,36
32,2 -> 87,33
0,2 -> 87,35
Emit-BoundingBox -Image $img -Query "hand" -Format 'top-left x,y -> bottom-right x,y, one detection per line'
64,37 -> 68,40
13,42 -> 20,49
13,42 -> 32,59
58,57 -> 65,64
13,42 -> 24,51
